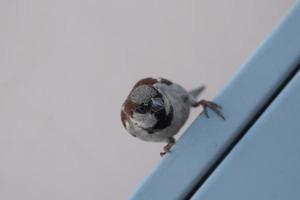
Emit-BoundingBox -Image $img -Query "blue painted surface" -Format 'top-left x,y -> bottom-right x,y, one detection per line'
130,2 -> 300,200
191,69 -> 300,200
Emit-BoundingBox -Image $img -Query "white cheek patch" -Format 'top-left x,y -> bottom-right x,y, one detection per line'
125,120 -> 130,129
132,113 -> 157,129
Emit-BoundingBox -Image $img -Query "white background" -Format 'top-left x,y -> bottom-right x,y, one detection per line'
0,0 -> 294,199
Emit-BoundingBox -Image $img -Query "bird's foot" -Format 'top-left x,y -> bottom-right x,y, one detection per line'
160,139 -> 175,157
196,100 -> 225,120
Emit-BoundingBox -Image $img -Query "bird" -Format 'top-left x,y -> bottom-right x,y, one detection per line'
121,77 -> 225,156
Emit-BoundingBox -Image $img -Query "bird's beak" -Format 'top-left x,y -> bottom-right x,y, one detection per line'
151,98 -> 164,112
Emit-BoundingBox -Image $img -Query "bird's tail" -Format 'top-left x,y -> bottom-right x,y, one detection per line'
188,85 -> 205,99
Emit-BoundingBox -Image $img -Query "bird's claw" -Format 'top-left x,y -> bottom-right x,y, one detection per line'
160,142 -> 175,157
198,100 -> 225,120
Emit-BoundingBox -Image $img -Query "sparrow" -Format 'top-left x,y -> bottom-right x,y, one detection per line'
121,77 -> 225,156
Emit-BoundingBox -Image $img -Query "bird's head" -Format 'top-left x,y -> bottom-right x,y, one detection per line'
121,83 -> 173,134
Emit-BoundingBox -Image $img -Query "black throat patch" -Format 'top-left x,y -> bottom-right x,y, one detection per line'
144,106 -> 174,134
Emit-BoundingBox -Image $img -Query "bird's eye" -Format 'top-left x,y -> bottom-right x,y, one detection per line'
136,106 -> 146,114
